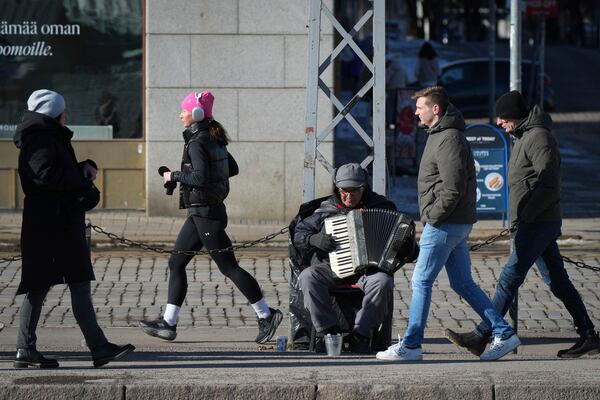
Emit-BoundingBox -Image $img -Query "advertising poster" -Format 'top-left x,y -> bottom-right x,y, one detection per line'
465,124 -> 509,220
0,0 -> 142,139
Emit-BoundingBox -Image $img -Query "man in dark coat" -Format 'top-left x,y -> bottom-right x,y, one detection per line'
445,90 -> 600,358
13,89 -> 135,368
293,163 -> 414,354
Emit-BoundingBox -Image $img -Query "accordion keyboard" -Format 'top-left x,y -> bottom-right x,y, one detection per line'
324,214 -> 355,278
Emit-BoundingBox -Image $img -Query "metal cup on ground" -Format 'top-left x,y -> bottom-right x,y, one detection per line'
275,335 -> 288,352
325,333 -> 342,356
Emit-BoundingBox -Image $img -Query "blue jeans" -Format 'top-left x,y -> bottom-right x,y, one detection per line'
403,223 -> 514,348
477,221 -> 594,336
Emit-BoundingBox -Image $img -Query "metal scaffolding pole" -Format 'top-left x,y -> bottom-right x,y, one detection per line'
303,0 -> 387,202
510,0 -> 522,92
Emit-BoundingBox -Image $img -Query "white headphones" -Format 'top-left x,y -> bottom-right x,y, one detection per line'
192,92 -> 205,122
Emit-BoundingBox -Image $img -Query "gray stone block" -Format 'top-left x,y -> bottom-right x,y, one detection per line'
495,385 -> 600,400
146,35 -> 190,87
147,0 -> 237,34
0,384 -> 123,400
225,142 -> 285,221
191,36 -> 284,88
126,384 -> 315,400
239,0 -> 333,35
317,384 -> 492,400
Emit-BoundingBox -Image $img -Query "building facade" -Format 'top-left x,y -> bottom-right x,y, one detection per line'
0,0 -> 334,224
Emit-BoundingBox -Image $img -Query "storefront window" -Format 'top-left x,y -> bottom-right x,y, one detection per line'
0,0 -> 142,139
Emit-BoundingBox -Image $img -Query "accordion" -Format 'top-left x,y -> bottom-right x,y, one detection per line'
324,208 -> 415,279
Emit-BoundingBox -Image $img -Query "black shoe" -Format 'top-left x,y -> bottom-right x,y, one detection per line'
349,332 -> 372,354
557,330 -> 600,359
91,342 -> 135,368
444,328 -> 489,356
314,336 -> 326,353
139,318 -> 177,341
292,335 -> 311,351
14,348 -> 59,369
255,308 -> 283,344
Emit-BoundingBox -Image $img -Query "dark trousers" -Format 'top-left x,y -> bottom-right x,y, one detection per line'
167,215 -> 263,306
477,221 -> 595,336
17,281 -> 107,350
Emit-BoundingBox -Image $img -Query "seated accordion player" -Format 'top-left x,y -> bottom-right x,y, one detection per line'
324,208 -> 417,279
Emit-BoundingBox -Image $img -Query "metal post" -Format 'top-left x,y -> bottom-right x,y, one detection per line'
488,0 -> 497,123
539,14 -> 545,110
372,0 -> 386,195
508,0 -> 522,342
509,0 -> 522,92
303,0 -> 322,202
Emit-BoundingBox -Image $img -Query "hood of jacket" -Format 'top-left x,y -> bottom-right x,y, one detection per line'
426,103 -> 466,135
511,105 -> 553,140
14,111 -> 73,149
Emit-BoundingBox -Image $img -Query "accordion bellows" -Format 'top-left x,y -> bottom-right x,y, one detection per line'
324,208 -> 415,279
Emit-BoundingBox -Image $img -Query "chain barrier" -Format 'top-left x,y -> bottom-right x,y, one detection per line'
88,223 -> 289,256
469,226 -> 514,252
1,223 -> 599,272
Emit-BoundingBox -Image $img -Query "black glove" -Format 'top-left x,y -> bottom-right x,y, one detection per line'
309,233 -> 337,252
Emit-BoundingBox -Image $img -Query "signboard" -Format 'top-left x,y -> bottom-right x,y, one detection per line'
465,124 -> 509,222
525,0 -> 558,18
0,0 -> 142,139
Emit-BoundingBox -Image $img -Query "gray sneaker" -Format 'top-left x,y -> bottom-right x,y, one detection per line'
139,318 -> 177,341
255,308 -> 283,344
480,334 -> 521,361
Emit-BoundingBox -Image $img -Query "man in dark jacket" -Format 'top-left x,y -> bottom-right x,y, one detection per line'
445,90 -> 600,358
294,163 -> 405,353
377,86 -> 519,362
13,89 -> 134,368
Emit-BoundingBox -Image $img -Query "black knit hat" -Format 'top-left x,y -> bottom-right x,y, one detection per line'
495,90 -> 528,120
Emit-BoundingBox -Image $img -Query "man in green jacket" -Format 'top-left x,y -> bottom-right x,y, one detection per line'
446,90 -> 600,358
376,86 -> 520,362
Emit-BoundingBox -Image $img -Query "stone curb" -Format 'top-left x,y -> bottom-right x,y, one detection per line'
1,383 -> 600,400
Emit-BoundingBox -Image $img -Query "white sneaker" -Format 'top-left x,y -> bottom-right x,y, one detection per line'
480,334 -> 521,361
376,336 -> 423,361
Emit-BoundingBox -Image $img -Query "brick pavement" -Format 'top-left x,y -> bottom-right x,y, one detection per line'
1,248 -> 599,336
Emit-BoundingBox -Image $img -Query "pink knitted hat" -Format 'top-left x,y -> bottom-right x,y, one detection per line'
180,90 -> 214,120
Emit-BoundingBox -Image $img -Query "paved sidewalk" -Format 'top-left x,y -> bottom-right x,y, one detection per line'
1,327 -> 600,400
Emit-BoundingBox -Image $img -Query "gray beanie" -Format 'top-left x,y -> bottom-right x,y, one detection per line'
27,89 -> 65,118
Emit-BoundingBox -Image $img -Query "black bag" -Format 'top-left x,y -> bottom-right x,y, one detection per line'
288,196 -> 329,349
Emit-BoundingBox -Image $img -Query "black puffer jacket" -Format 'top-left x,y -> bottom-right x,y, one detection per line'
508,105 -> 561,225
13,111 -> 99,294
293,188 -> 397,273
172,120 -> 235,208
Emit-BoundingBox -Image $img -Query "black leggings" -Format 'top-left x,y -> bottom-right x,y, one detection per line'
167,215 -> 263,306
